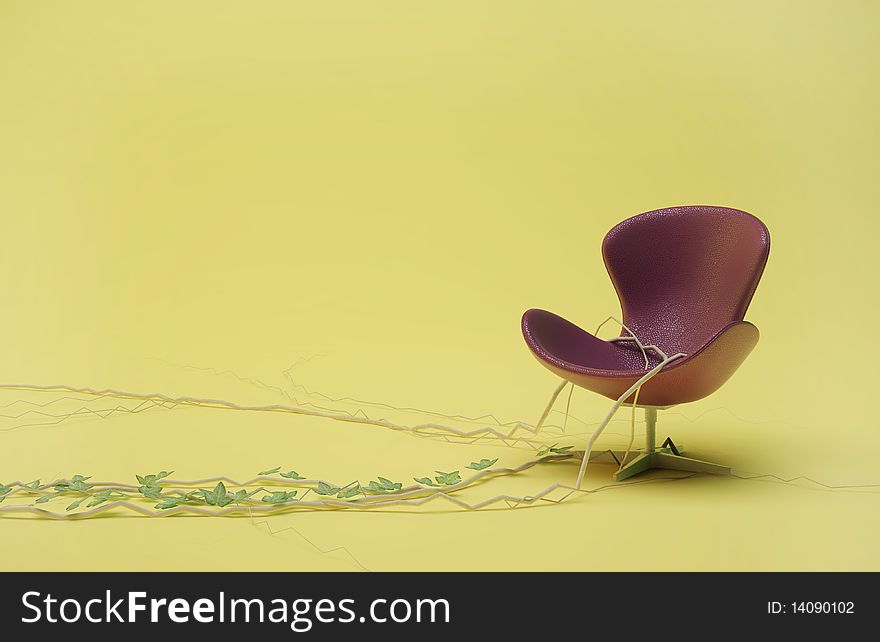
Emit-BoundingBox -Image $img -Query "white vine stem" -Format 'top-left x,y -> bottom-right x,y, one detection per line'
0,382 -> 568,451
574,351 -> 684,488
561,315 -> 686,489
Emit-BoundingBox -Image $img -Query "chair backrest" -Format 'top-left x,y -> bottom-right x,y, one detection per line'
602,205 -> 770,357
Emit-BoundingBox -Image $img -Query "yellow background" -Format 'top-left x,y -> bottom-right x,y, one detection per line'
1,0 -> 878,570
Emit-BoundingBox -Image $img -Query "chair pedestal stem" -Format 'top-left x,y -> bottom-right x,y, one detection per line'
613,408 -> 731,481
645,407 -> 657,453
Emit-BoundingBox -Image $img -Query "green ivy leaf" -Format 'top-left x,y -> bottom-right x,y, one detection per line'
216,483 -> 232,506
67,474 -> 93,492
336,486 -> 360,499
0,485 -> 11,503
137,471 -> 173,487
314,481 -> 339,496
258,467 -> 281,476
155,491 -> 200,510
378,477 -> 402,491
138,485 -> 162,499
230,488 -> 261,503
280,470 -> 305,480
87,489 -> 124,508
25,479 -> 41,489
413,477 -> 437,486
135,471 -> 173,499
155,496 -> 184,510
200,482 -> 233,507
261,491 -> 298,504
66,497 -> 86,511
363,477 -> 403,493
434,471 -> 461,486
538,444 -> 574,456
466,458 -> 498,471
52,475 -> 86,491
35,494 -> 54,504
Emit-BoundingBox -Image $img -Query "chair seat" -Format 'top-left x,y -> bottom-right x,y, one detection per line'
521,308 -> 760,407
521,309 -> 663,375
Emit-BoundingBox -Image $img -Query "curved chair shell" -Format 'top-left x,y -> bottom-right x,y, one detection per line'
522,205 -> 769,406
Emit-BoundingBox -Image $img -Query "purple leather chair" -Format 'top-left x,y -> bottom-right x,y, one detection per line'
522,205 -> 770,480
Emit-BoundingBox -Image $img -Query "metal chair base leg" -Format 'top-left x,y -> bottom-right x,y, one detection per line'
613,451 -> 731,481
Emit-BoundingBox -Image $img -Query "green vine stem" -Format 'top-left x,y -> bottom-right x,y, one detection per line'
0,452 -> 578,519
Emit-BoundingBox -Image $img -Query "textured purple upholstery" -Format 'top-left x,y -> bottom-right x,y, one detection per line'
521,206 -> 770,406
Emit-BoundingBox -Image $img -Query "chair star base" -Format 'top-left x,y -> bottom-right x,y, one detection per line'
611,406 -> 730,481
613,450 -> 731,481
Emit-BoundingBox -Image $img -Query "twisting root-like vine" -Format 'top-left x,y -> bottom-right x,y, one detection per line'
0,316 -> 758,520
533,380 -> 569,434
619,385 -> 641,473
0,318 -> 683,517
574,350 -> 685,489
0,381 -> 582,453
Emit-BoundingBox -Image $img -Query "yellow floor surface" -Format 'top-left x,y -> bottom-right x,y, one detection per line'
1,1 -> 878,571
